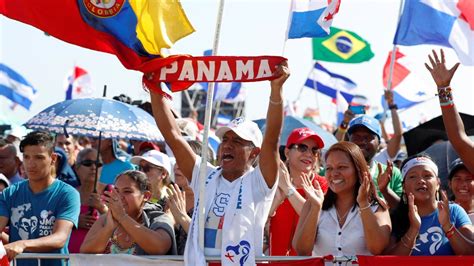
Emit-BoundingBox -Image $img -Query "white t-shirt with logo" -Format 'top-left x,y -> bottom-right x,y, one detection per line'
190,158 -> 276,257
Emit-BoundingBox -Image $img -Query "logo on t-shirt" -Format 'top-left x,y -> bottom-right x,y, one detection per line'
414,226 -> 444,254
225,240 -> 251,265
213,193 -> 230,217
10,204 -> 56,240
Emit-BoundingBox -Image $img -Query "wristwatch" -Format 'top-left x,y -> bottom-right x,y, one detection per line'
287,187 -> 296,198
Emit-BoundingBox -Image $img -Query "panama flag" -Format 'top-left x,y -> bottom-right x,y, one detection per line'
0,63 -> 37,110
381,49 -> 434,109
287,0 -> 341,39
64,66 -> 94,100
394,0 -> 474,65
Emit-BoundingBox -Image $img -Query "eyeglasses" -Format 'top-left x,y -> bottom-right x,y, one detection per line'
80,160 -> 103,168
290,144 -> 319,156
139,164 -> 164,173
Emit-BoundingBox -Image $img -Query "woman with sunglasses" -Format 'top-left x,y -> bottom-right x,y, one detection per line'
267,128 -> 328,256
81,170 -> 177,255
68,148 -> 106,253
385,154 -> 473,255
131,150 -> 171,209
293,141 -> 391,256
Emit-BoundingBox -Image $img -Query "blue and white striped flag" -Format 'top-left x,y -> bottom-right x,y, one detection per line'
304,62 -> 356,103
0,63 -> 37,110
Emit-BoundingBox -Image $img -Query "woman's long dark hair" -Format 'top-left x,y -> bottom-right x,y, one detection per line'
322,141 -> 387,211
390,153 -> 438,240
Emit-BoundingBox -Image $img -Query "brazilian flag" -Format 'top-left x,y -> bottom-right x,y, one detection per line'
312,27 -> 374,63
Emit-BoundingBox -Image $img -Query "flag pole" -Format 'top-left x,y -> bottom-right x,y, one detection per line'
197,0 -> 226,250
281,0 -> 293,55
385,0 -> 405,116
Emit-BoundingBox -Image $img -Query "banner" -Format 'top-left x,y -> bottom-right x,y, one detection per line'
142,56 -> 287,93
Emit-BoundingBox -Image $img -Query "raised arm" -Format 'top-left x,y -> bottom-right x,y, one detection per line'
150,90 -> 197,181
425,49 -> 474,173
384,90 -> 403,158
358,173 -> 391,255
292,177 -> 324,255
335,109 -> 355,142
259,62 -> 290,188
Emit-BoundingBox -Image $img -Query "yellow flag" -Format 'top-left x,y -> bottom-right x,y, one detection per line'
130,0 -> 195,56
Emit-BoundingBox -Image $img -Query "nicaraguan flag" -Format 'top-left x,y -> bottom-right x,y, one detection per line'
304,62 -> 356,103
287,0 -> 341,39
394,0 -> 474,65
0,63 -> 37,110
65,66 -> 94,100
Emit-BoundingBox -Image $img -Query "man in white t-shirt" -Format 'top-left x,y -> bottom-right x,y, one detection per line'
151,62 -> 290,265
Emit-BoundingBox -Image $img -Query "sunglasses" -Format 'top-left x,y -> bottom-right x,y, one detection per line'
139,164 -> 164,173
80,160 -> 103,168
290,144 -> 319,156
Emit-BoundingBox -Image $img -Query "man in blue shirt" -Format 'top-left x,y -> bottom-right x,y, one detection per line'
0,131 -> 80,266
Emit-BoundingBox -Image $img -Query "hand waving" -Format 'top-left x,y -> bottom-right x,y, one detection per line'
377,162 -> 393,193
357,172 -> 371,207
425,49 -> 460,88
302,173 -> 324,208
437,190 -> 451,230
408,193 -> 421,230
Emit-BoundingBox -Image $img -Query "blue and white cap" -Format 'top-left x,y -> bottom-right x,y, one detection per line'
348,115 -> 382,140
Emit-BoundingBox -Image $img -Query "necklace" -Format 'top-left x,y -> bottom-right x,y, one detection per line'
336,208 -> 351,226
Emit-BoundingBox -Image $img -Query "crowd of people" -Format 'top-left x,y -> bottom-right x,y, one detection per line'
0,50 -> 472,265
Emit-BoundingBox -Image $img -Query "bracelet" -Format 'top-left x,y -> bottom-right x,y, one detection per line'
286,186 -> 296,198
437,86 -> 453,104
269,98 -> 283,105
388,104 -> 398,110
358,204 -> 371,213
440,101 -> 454,108
444,224 -> 455,239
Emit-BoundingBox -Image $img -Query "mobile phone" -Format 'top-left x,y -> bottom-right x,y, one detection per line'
349,105 -> 366,115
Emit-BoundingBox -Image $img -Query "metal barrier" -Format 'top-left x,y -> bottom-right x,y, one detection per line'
11,254 -> 356,266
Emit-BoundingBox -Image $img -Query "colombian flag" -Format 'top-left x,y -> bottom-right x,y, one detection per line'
312,27 -> 374,63
0,0 -> 194,91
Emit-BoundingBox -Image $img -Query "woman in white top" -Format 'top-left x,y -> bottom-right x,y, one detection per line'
293,141 -> 391,256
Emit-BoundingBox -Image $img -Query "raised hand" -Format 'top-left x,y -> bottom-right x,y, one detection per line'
425,49 -> 460,88
277,161 -> 293,193
377,162 -> 393,193
168,183 -> 189,224
271,60 -> 290,90
408,193 -> 421,230
437,190 -> 451,230
302,173 -> 324,208
357,172 -> 371,207
103,188 -> 127,222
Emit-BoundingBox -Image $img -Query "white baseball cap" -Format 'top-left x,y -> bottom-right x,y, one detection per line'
131,150 -> 171,175
215,117 -> 263,148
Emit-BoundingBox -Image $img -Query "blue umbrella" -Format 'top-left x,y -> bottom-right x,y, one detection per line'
24,98 -> 163,141
257,116 -> 337,149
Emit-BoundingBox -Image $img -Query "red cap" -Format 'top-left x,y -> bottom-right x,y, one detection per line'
286,127 -> 324,149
